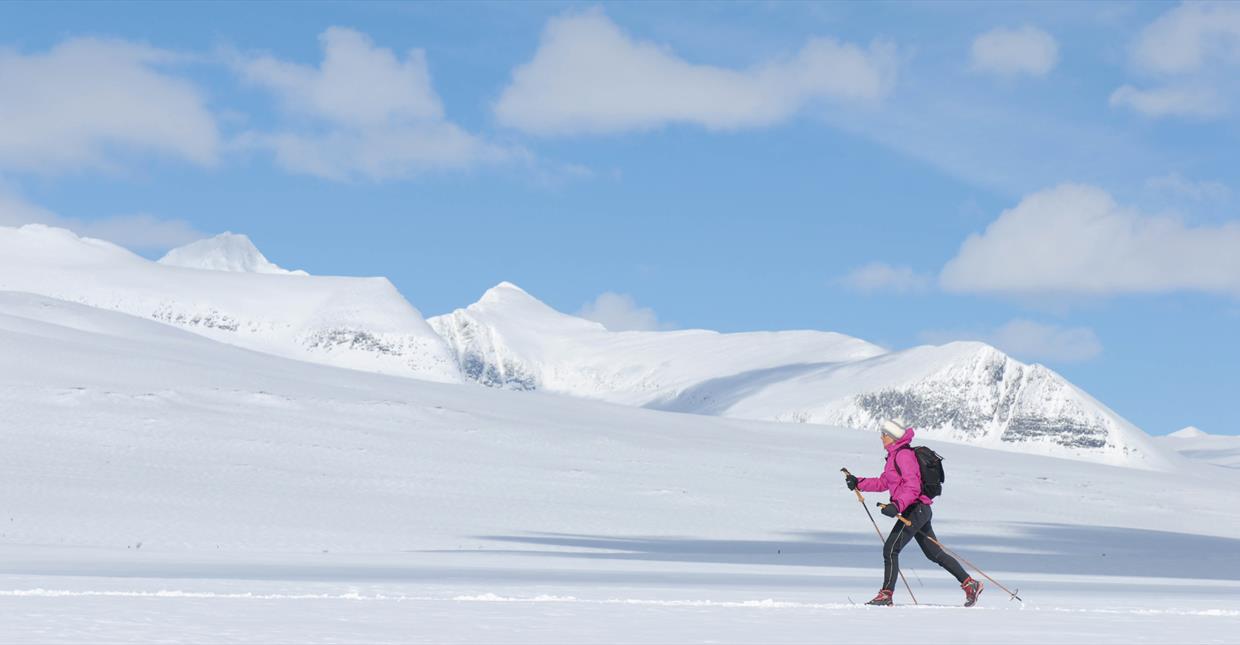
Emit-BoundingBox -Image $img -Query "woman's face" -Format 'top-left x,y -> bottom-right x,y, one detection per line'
881,433 -> 894,447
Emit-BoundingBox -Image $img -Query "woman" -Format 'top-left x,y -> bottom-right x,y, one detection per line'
845,419 -> 983,607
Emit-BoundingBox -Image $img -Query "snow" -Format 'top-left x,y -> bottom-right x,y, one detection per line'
2,291 -> 1238,643
1169,426 -> 1209,439
0,224 -> 460,383
431,283 -> 1175,470
1159,429 -> 1240,470
158,232 -> 308,275
429,281 -> 886,401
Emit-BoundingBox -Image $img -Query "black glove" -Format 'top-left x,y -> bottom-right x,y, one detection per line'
845,474 -> 858,491
881,503 -> 899,518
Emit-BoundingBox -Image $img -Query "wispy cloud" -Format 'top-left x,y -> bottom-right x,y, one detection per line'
921,319 -> 1102,364
838,262 -> 930,293
0,37 -> 218,174
1109,84 -> 1224,118
233,27 -> 516,181
577,292 -> 674,331
0,186 -> 202,251
970,25 -> 1059,78
494,10 -> 897,136
1113,3 -> 1240,120
1131,2 -> 1240,75
1145,172 -> 1231,202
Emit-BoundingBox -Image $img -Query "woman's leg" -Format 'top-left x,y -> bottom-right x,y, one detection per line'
881,518 -> 917,590
914,515 -> 969,583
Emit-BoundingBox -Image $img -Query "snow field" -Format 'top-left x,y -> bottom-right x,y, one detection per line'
1,291 -> 1238,642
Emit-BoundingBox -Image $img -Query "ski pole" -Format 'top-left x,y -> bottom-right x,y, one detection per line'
877,502 -> 1023,602
841,468 -> 918,605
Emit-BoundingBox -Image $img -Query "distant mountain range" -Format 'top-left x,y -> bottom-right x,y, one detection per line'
0,226 -> 1175,469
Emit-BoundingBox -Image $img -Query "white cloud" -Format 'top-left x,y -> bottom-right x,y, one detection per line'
970,26 -> 1059,78
235,27 -> 512,181
940,183 -> 1240,296
921,319 -> 1102,364
577,292 -> 672,332
0,187 -> 202,251
1109,84 -> 1224,118
493,10 -> 897,136
838,262 -> 930,293
1145,172 -> 1231,202
1115,3 -> 1240,120
1132,2 -> 1240,75
0,38 -> 219,173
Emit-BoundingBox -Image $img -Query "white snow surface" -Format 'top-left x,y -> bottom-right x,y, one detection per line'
0,224 -> 460,383
1159,430 -> 1240,470
2,292 -> 1238,643
158,232 -> 307,275
431,283 -> 1175,470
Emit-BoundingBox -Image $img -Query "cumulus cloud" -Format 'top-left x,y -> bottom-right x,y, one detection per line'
1132,2 -> 1240,75
0,37 -> 219,173
940,183 -> 1240,296
970,25 -> 1059,78
577,292 -> 672,332
921,319 -> 1102,364
493,10 -> 897,136
838,262 -> 930,293
234,27 -> 513,181
1109,83 -> 1224,118
0,187 -> 202,251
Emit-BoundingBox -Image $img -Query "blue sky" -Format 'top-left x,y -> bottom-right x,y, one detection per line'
1,1 -> 1238,435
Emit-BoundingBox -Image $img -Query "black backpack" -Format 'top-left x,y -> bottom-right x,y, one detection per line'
894,446 -> 946,498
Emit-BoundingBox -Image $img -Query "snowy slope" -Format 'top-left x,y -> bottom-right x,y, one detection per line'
1160,427 -> 1240,469
0,225 -> 459,383
430,283 -> 1172,469
158,232 -> 307,275
1,292 -> 1237,643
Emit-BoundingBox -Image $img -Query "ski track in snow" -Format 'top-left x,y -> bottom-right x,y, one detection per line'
4,588 -> 1238,617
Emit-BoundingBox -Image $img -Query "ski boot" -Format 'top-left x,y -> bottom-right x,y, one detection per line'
865,589 -> 894,606
962,577 -> 983,607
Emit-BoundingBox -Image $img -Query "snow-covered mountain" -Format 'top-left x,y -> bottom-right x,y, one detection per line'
431,282 -> 1173,469
158,232 -> 307,275
0,225 -> 1172,468
0,225 -> 460,383
428,282 -> 886,403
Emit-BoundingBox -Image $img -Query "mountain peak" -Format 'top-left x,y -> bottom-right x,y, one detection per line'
159,233 -> 306,275
480,281 -> 530,300
473,282 -> 569,320
1169,426 -> 1208,439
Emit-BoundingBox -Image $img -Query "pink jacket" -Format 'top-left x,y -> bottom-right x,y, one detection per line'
856,427 -> 932,513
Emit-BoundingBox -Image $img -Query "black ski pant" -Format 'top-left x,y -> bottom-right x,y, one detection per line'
881,503 -> 969,591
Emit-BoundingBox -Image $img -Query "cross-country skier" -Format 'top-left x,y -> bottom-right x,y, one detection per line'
844,419 -> 983,607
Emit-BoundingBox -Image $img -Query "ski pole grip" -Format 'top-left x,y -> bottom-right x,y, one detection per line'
877,502 -> 913,526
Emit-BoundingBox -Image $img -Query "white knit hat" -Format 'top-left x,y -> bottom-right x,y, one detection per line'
881,418 -> 909,441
